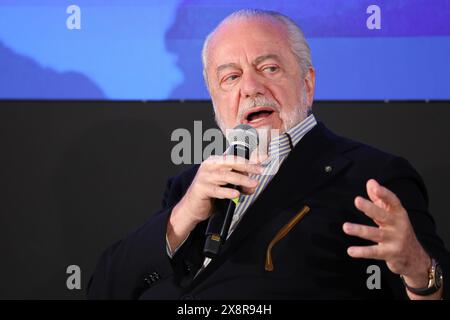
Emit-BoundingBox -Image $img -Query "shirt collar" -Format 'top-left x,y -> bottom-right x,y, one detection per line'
267,114 -> 317,160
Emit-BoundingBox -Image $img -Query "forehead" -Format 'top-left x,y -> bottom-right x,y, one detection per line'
207,17 -> 292,67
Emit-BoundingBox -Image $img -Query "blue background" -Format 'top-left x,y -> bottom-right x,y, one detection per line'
1,0 -> 449,100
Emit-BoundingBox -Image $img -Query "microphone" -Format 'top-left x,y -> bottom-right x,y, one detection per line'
203,124 -> 259,258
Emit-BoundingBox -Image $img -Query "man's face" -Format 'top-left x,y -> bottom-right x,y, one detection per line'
205,17 -> 314,133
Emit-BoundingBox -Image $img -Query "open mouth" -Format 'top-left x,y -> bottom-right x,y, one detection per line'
244,107 -> 275,125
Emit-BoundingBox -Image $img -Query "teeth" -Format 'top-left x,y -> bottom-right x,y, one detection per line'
249,113 -> 272,123
251,117 -> 265,123
247,110 -> 273,123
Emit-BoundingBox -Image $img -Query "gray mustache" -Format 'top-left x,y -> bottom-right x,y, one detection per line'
238,96 -> 279,120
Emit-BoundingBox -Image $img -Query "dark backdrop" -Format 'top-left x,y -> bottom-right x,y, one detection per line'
0,100 -> 449,299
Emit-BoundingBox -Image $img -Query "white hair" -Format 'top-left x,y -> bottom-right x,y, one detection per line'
201,9 -> 313,85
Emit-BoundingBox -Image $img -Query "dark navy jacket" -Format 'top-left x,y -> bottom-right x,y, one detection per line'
87,122 -> 450,299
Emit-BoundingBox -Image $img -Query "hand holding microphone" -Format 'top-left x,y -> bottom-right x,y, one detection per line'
167,124 -> 261,255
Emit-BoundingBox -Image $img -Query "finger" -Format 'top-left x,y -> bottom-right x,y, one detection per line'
215,170 -> 258,189
347,245 -> 383,260
366,179 -> 403,211
206,185 -> 240,200
343,222 -> 384,243
249,149 -> 268,164
210,157 -> 263,175
241,186 -> 257,195
354,196 -> 390,225
210,154 -> 249,165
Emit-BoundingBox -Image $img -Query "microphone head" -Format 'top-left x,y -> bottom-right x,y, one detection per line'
226,124 -> 259,154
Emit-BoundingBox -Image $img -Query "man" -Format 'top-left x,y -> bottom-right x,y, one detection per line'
87,9 -> 449,299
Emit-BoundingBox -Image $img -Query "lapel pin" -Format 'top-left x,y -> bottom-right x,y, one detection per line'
324,165 -> 332,173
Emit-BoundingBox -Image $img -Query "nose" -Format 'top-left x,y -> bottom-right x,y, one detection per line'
240,70 -> 266,98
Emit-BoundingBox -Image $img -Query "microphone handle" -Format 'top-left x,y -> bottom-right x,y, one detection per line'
219,192 -> 237,240
203,143 -> 250,258
203,184 -> 238,258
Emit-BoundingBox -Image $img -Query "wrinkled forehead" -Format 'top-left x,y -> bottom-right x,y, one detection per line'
206,17 -> 290,66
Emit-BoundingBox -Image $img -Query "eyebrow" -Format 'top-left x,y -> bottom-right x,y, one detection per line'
216,63 -> 239,75
253,54 -> 280,66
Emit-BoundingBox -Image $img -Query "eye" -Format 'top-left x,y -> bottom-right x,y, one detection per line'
262,65 -> 279,74
221,74 -> 240,85
224,74 -> 239,82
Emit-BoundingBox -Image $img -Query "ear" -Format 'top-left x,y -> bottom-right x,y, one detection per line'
303,66 -> 316,108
